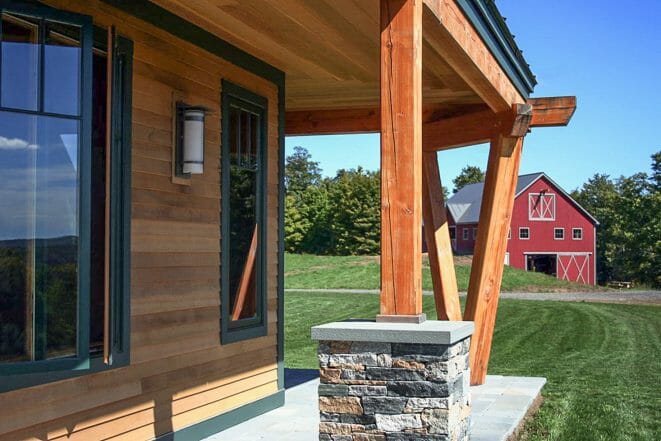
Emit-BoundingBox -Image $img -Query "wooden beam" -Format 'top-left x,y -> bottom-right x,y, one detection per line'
286,108 -> 379,135
463,105 -> 531,385
379,0 -> 423,317
529,96 -> 577,127
423,103 -> 532,151
423,109 -> 497,151
285,103 -> 488,136
286,95 -> 572,139
422,151 -> 462,321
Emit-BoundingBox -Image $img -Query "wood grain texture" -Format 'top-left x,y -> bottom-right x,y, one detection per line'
463,106 -> 532,385
422,152 -> 462,321
529,96 -> 577,127
150,0 -> 526,112
284,102 -> 487,136
1,1 -> 282,439
422,0 -> 525,112
380,0 -> 423,316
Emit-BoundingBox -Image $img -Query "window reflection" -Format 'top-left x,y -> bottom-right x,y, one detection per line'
0,112 -> 79,361
228,104 -> 260,322
0,13 -> 84,362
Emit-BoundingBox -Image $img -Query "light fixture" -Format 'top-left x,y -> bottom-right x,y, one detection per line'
175,102 -> 208,177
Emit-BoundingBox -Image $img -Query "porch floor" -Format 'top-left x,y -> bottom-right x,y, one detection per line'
203,370 -> 545,441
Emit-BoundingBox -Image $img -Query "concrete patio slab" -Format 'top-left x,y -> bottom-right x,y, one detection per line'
203,372 -> 545,441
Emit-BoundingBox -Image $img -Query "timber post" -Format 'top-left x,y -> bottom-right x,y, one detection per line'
379,0 -> 424,320
422,151 -> 462,321
464,104 -> 533,385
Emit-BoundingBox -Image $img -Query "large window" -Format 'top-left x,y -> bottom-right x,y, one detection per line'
0,2 -> 132,390
221,81 -> 267,344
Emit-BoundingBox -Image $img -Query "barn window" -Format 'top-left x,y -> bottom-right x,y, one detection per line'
519,227 -> 530,240
572,228 -> 583,240
472,228 -> 477,240
554,228 -> 564,240
449,226 -> 456,240
221,81 -> 268,344
528,192 -> 555,221
462,228 -> 469,241
0,2 -> 132,391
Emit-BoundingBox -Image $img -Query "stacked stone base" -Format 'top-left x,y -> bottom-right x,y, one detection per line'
317,339 -> 471,441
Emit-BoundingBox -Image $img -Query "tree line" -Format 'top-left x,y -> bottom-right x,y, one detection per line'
571,152 -> 660,287
285,146 -> 660,287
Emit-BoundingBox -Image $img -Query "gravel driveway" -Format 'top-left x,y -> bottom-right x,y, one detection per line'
285,289 -> 661,305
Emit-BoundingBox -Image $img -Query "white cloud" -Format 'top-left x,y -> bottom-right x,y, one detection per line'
0,136 -> 38,150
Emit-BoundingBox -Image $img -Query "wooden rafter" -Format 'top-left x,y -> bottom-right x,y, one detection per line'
422,151 -> 462,321
463,104 -> 532,386
379,0 -> 423,317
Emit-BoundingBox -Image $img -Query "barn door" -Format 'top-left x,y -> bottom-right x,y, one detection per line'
557,254 -> 590,284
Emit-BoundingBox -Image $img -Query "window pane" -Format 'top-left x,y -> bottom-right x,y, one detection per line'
228,107 -> 259,322
44,21 -> 81,116
0,111 -> 79,362
1,13 -> 40,111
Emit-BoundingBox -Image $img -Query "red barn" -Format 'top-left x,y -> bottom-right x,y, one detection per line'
446,173 -> 598,285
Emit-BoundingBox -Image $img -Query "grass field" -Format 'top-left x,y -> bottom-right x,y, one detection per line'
285,253 -> 600,292
285,291 -> 660,441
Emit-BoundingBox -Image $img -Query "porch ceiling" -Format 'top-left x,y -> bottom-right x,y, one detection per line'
148,0 -> 535,115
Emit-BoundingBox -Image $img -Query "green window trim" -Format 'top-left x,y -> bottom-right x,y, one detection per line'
0,1 -> 132,392
220,81 -> 268,345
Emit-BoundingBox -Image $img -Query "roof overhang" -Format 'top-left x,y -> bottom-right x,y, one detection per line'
123,0 -> 536,116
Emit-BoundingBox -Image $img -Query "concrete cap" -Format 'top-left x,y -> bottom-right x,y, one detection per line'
311,320 -> 474,345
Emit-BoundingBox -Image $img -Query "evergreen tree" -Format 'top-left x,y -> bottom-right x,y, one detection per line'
326,168 -> 381,255
452,165 -> 485,193
285,146 -> 322,194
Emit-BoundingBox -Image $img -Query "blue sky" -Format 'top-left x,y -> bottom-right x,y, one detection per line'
286,0 -> 661,192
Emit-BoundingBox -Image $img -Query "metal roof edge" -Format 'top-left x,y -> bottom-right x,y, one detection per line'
455,0 -> 537,98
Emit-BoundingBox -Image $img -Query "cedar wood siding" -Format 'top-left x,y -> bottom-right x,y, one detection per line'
0,1 -> 281,439
508,176 -> 596,285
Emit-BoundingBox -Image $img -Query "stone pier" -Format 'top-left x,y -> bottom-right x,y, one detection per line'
312,321 -> 474,441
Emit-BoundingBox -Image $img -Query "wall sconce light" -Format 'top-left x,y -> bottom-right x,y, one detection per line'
175,102 -> 208,177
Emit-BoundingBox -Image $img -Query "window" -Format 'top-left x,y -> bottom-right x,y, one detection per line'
554,228 -> 564,240
472,228 -> 477,240
0,3 -> 132,390
519,227 -> 530,240
449,226 -> 456,240
529,192 -> 555,220
462,228 -> 469,241
221,81 -> 268,344
572,228 -> 583,240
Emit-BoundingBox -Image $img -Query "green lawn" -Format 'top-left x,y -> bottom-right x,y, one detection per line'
285,253 -> 599,292
285,291 -> 661,441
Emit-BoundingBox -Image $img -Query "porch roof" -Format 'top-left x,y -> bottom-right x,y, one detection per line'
138,0 -> 536,115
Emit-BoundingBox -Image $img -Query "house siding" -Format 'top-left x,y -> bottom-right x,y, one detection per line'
0,1 -> 282,439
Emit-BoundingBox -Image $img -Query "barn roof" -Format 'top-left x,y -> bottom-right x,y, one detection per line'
446,172 -> 599,225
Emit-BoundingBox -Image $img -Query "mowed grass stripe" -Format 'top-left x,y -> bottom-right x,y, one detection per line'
284,291 -> 660,440
285,253 -> 599,292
